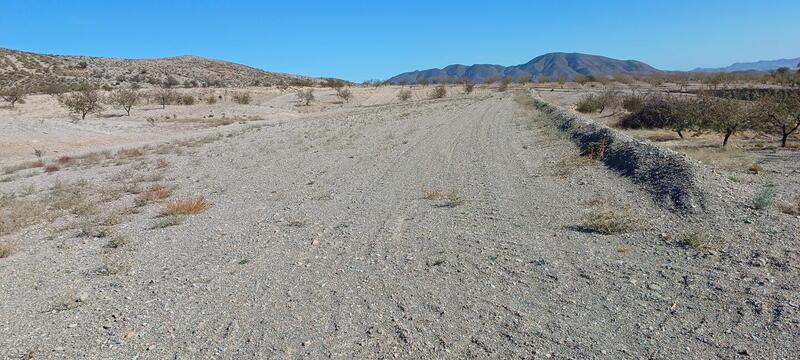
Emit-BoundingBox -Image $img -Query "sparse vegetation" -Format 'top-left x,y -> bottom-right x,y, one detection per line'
161,197 -> 210,216
582,203 -> 635,235
296,89 -> 314,105
753,187 -> 775,210
335,88 -> 353,103
429,85 -> 447,99
0,241 -> 17,258
680,230 -> 717,250
397,89 -> 412,101
232,91 -> 252,105
423,189 -> 465,207
153,88 -> 176,109
463,83 -> 474,94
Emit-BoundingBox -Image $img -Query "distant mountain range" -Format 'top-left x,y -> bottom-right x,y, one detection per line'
387,53 -> 661,84
692,57 -> 800,73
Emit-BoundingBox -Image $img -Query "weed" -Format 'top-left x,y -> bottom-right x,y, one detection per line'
582,204 -> 636,235
0,241 -> 18,258
748,163 -> 764,174
161,197 -> 210,216
753,188 -> 775,210
582,139 -> 608,160
680,230 -> 717,250
107,234 -> 129,249
152,215 -> 183,229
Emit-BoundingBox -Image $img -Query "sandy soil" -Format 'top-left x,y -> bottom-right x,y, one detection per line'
0,88 -> 798,358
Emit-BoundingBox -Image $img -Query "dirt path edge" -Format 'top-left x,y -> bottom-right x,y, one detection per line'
532,94 -> 711,213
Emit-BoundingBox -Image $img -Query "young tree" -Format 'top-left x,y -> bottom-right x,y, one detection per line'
107,88 -> 141,116
758,93 -> 800,147
0,86 -> 27,108
296,89 -> 314,105
335,88 -> 353,103
58,85 -> 104,121
162,75 -> 179,88
154,88 -> 176,109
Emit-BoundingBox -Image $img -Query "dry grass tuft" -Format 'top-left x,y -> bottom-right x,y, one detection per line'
43,164 -> 61,173
423,189 -> 465,207
161,197 -> 210,216
57,156 -> 74,164
117,148 -> 144,158
679,230 -> 718,250
582,203 -> 636,235
0,241 -> 18,258
748,163 -> 765,174
138,186 -> 171,203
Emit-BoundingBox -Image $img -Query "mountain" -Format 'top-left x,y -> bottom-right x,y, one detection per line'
692,57 -> 800,73
387,52 -> 660,84
0,47 -> 317,89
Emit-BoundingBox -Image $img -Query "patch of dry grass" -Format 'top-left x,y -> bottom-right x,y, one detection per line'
423,189 -> 465,207
160,197 -> 210,216
582,203 -> 636,235
0,241 -> 18,258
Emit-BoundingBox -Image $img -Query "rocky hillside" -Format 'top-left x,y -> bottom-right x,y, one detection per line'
388,52 -> 660,84
0,48 -> 316,89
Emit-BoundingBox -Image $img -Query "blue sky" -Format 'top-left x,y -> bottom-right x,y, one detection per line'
1,1 -> 798,81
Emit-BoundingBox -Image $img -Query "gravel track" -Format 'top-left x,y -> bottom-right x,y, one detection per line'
1,93 -> 797,359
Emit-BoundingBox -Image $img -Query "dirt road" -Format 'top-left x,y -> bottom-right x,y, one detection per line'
1,92 -> 797,359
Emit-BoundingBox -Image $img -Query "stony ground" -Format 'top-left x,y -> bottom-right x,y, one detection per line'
0,90 -> 797,359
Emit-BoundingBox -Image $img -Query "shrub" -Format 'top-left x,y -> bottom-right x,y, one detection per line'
621,94 -> 645,113
161,197 -> 210,216
162,75 -> 179,88
618,94 -> 701,139
777,195 -> 800,215
0,86 -> 27,108
296,89 -> 314,105
753,188 -> 775,210
463,83 -> 475,94
576,94 -> 603,113
58,85 -> 104,120
335,88 -> 353,103
179,95 -> 195,105
497,79 -> 510,92
397,89 -> 412,101
680,230 -> 716,250
44,164 -> 60,173
232,92 -> 252,105
205,95 -> 217,105
107,88 -> 141,116
429,85 -> 447,99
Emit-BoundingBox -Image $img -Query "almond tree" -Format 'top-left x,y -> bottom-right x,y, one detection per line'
58,85 -> 104,121
758,93 -> 800,147
698,95 -> 757,147
108,88 -> 141,116
0,86 -> 27,108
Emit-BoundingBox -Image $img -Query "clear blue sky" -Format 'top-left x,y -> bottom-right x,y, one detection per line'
2,1 -> 798,81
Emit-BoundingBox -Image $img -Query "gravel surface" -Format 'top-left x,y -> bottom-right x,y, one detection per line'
1,92 -> 797,359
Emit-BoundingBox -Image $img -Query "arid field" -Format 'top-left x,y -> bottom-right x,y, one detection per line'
1,80 -> 798,359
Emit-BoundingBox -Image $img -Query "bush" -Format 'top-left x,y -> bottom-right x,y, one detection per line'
753,188 -> 775,210
296,89 -> 314,105
429,85 -> 447,99
153,89 -> 176,109
179,95 -> 195,105
232,92 -> 252,105
621,93 -> 645,113
576,94 -> 603,113
0,86 -> 28,108
463,83 -> 475,94
498,79 -> 510,92
582,204 -> 635,235
335,88 -> 353,103
397,90 -> 412,101
205,95 -> 217,105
